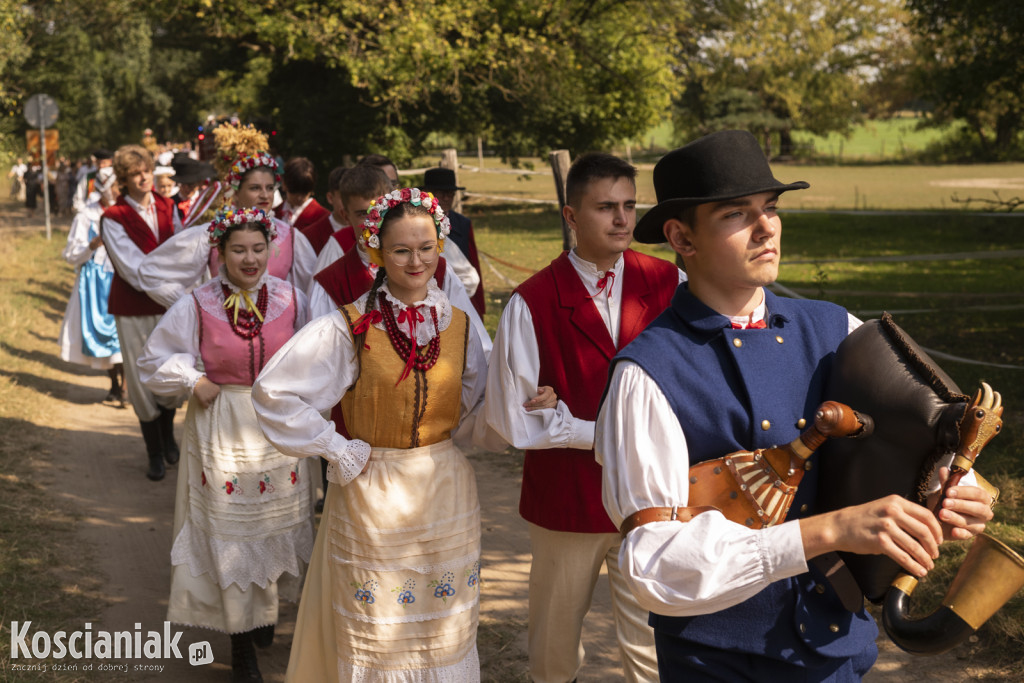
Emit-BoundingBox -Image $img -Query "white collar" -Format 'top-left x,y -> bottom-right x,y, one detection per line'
568,248 -> 624,278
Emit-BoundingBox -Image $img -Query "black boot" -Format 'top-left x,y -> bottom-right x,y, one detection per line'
139,419 -> 165,481
230,631 -> 263,683
252,624 -> 274,649
158,407 -> 180,465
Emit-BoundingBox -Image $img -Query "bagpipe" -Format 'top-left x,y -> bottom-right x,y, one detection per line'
620,313 -> 1023,654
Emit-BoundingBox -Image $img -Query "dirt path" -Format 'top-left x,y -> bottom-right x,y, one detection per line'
43,367 -> 628,681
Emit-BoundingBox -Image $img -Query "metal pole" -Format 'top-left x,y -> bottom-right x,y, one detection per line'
37,98 -> 52,240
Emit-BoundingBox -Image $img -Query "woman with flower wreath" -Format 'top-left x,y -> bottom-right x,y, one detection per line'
138,128 -> 317,309
138,207 -> 317,683
252,188 -> 489,682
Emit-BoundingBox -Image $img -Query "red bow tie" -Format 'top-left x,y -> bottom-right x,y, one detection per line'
587,271 -> 615,299
731,319 -> 767,330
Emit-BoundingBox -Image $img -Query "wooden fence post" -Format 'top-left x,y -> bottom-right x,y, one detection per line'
549,149 -> 574,251
440,148 -> 462,214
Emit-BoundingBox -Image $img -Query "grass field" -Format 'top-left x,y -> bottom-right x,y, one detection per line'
409,156 -> 1024,213
792,115 -> 949,162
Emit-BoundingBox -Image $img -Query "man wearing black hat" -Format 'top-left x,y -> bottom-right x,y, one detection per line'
421,167 -> 486,316
169,154 -> 215,222
595,130 -> 993,681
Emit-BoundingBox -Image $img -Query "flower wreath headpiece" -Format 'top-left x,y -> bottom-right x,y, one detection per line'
359,187 -> 451,266
208,207 -> 277,247
225,151 -> 280,190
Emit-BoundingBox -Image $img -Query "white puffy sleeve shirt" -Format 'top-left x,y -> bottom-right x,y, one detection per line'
252,286 -> 488,483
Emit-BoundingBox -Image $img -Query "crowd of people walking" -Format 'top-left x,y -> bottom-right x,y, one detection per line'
30,124 -> 998,683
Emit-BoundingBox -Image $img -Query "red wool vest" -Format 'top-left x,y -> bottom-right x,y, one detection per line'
314,252 -> 449,437
331,225 -> 357,253
515,249 -> 679,533
103,192 -> 176,317
293,198 -> 330,231
299,213 -> 335,255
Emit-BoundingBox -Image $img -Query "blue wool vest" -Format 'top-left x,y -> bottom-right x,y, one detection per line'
613,286 -> 878,673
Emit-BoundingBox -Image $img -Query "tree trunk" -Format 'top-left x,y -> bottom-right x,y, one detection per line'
549,149 -> 574,251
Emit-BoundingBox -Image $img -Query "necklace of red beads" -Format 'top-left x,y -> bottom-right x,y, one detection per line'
378,291 -> 441,374
222,283 -> 269,340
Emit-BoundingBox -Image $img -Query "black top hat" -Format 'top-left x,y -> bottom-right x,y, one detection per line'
420,167 -> 464,192
92,149 -> 113,161
634,130 -> 809,244
171,158 -> 216,185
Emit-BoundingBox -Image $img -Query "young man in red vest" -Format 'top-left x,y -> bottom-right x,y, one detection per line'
482,153 -> 685,682
101,145 -> 183,481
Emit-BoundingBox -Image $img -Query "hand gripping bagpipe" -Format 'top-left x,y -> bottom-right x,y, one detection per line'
619,313 -> 1024,655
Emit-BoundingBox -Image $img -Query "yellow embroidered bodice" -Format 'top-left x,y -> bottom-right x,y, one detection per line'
339,303 -> 468,449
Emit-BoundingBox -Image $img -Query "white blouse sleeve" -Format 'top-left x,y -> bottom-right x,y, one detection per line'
137,295 -> 205,396
452,315 -> 490,451
252,311 -> 369,484
293,286 -> 311,329
442,271 -> 492,357
308,280 -> 337,320
289,229 -> 317,296
101,216 -> 150,292
138,224 -> 212,308
314,237 -> 344,274
63,213 -> 96,267
596,360 -> 809,617
441,239 -> 480,297
481,293 -> 595,451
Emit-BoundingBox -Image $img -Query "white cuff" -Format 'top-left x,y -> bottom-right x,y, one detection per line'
325,439 -> 371,486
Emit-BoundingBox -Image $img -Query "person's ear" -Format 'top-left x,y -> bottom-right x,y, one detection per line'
562,203 -> 579,236
663,218 -> 695,257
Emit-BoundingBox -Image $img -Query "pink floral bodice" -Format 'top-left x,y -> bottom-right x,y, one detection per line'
193,276 -> 297,386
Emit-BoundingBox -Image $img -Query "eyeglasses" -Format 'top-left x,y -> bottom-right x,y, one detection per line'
384,244 -> 438,266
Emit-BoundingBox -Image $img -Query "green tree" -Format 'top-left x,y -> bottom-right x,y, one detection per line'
673,0 -> 907,155
908,0 -> 1024,158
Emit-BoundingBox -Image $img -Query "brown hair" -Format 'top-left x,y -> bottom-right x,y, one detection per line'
112,145 -> 154,188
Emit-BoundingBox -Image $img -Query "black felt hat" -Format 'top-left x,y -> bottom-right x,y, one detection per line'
634,130 -> 809,244
420,167 -> 464,192
171,157 -> 216,184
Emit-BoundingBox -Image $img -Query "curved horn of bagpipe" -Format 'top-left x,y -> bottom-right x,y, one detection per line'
882,383 -> 1024,655
817,315 -> 1024,655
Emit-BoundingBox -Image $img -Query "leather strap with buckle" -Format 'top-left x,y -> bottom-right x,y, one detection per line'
619,505 -> 717,537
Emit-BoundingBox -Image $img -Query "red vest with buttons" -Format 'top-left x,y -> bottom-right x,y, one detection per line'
103,192 -> 176,317
515,249 -> 679,533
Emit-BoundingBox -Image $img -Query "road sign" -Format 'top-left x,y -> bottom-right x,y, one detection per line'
24,93 -> 59,129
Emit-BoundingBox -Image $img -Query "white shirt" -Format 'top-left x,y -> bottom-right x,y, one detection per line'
480,250 -> 686,453
252,282 -> 488,483
594,303 -> 968,618
137,218 -> 317,308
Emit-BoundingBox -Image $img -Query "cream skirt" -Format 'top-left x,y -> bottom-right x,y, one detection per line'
167,385 -> 316,634
286,439 -> 481,683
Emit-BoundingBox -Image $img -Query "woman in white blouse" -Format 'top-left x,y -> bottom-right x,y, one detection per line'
252,189 -> 488,682
138,207 -> 315,683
